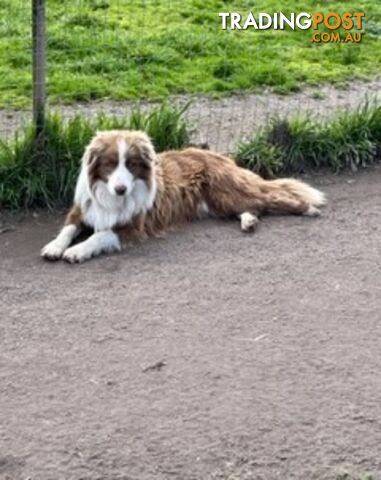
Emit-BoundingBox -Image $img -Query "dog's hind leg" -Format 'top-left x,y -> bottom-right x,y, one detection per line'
204,161 -> 325,222
265,191 -> 310,215
239,212 -> 259,232
41,206 -> 83,261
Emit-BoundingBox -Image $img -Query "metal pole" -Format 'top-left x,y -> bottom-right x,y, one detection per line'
32,0 -> 46,134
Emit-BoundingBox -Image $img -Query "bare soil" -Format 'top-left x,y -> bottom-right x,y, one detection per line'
1,167 -> 381,480
0,78 -> 380,152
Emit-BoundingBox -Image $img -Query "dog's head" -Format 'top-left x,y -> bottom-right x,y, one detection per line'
83,130 -> 157,199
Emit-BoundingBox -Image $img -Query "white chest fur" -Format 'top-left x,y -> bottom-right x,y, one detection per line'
74,168 -> 156,231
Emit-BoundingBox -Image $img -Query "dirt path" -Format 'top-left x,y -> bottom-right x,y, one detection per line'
1,168 -> 381,480
0,78 -> 380,152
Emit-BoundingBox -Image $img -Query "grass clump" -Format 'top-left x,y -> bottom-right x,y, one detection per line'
1,102 -> 381,211
0,103 -> 190,210
336,472 -> 374,480
0,116 -> 91,210
128,102 -> 190,152
236,102 -> 381,177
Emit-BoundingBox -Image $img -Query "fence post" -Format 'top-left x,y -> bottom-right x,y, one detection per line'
32,0 -> 46,134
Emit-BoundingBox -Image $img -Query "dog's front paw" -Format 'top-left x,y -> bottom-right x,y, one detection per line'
62,244 -> 91,264
41,240 -> 66,261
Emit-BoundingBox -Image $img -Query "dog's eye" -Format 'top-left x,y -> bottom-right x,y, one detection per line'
103,157 -> 115,168
126,157 -> 139,168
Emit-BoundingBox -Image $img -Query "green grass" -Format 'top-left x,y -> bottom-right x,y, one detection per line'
336,472 -> 375,480
0,103 -> 190,209
0,0 -> 380,107
236,102 -> 381,176
1,101 -> 380,210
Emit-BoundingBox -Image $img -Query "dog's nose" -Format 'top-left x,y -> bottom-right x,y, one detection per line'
114,185 -> 127,196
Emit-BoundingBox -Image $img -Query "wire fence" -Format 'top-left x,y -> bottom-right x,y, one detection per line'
0,0 -> 380,152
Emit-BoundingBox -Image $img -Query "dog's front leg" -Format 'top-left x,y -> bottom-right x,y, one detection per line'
62,230 -> 121,264
41,206 -> 82,261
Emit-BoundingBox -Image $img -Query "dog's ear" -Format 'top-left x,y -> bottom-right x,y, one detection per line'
126,142 -> 156,180
87,147 -> 99,166
82,132 -> 107,166
81,145 -> 102,187
128,136 -> 156,164
82,143 -> 101,168
127,144 -> 150,166
125,131 -> 158,164
141,138 -> 159,166
139,144 -> 156,165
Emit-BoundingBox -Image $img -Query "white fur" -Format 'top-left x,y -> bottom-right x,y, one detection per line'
42,135 -> 157,263
304,205 -> 321,217
41,224 -> 78,259
240,212 -> 258,232
74,138 -> 156,232
106,140 -> 134,196
63,230 -> 121,263
272,179 -> 326,207
296,183 -> 326,207
197,201 -> 209,218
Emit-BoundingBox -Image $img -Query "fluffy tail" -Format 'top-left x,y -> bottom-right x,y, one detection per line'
271,178 -> 326,207
262,178 -> 326,216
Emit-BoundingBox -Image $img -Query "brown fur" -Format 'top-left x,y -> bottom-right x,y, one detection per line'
41,131 -> 325,262
64,131 -> 325,245
87,131 -> 155,190
126,143 -> 154,189
114,144 -> 323,243
87,138 -> 119,188
64,205 -> 82,227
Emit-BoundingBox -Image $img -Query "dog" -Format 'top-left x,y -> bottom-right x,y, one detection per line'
41,130 -> 325,263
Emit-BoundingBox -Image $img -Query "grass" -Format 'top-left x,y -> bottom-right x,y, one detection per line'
0,103 -> 190,209
1,101 -> 380,210
236,102 -> 381,176
0,0 -> 380,107
336,472 -> 375,480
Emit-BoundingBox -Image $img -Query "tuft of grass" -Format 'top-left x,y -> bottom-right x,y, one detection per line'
128,102 -> 191,152
0,102 -> 190,210
0,115 -> 95,210
341,45 -> 361,65
336,473 -> 374,480
310,90 -> 326,100
1,102 -> 381,211
236,102 -> 381,177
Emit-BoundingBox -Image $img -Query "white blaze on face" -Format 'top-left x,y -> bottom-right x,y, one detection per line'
107,139 -> 134,196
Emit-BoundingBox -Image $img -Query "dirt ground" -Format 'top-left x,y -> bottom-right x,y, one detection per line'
0,78 -> 380,152
1,166 -> 381,480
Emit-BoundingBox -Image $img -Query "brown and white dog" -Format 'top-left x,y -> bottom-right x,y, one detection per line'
41,130 -> 325,263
